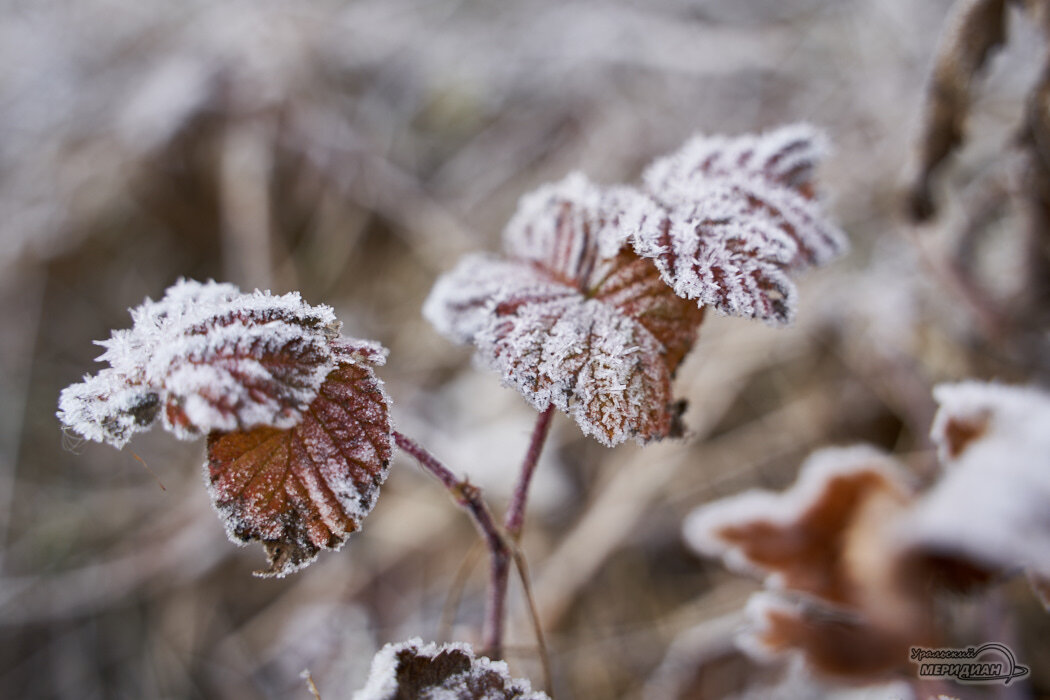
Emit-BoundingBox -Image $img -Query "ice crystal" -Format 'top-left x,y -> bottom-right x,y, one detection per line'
353,638 -> 549,700
57,278 -> 375,447
425,126 -> 844,446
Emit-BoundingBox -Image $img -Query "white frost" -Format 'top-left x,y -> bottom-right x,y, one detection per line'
58,278 -> 382,447
635,125 -> 847,324
353,637 -> 549,700
425,125 -> 846,445
424,254 -> 672,447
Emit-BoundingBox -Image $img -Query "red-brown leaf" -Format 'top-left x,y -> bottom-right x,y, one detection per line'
206,361 -> 392,577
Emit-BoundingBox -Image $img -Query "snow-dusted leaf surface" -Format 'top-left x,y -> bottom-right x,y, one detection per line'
426,126 -> 843,445
58,278 -> 394,576
637,125 -> 847,324
902,381 -> 1050,583
683,446 -> 913,605
207,354 -> 392,577
57,279 -> 374,447
353,638 -> 549,700
425,175 -> 702,447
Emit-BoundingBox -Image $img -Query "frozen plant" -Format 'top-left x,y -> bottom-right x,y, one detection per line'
59,279 -> 393,577
682,380 -> 1050,684
425,124 -> 846,447
352,638 -> 549,700
59,124 -> 845,694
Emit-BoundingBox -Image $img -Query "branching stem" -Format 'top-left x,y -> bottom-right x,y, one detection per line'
392,430 -> 510,657
504,405 -> 556,540
393,406 -> 554,663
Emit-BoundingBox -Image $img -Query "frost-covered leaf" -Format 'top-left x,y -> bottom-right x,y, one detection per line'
204,352 -> 390,579
683,448 -> 934,681
902,381 -> 1050,585
426,127 -> 843,445
636,125 -> 847,324
425,175 -> 701,447
57,279 -> 372,447
739,591 -> 918,681
58,279 -> 393,577
207,356 -> 392,577
353,638 -> 549,700
684,446 -> 913,605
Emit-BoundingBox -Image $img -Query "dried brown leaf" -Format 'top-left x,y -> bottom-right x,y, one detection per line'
206,360 -> 392,577
353,638 -> 549,700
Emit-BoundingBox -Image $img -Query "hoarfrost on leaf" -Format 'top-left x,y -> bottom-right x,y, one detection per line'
684,446 -> 928,681
207,360 -> 392,577
425,125 -> 844,445
683,445 -> 913,604
738,590 -> 915,681
57,278 -> 372,447
353,638 -> 549,700
636,124 -> 847,324
424,175 -> 702,447
58,278 -> 395,576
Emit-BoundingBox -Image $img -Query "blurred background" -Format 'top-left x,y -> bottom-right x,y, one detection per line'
2,0 -> 1049,697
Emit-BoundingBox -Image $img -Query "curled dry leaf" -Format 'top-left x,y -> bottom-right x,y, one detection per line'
353,638 -> 549,700
683,381 -> 1050,681
426,126 -> 844,446
58,278 -> 358,447
207,347 -> 392,577
741,592 -> 916,681
684,446 -> 914,606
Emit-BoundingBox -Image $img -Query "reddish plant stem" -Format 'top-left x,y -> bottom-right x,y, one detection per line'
392,407 -> 554,659
486,406 -> 555,661
504,405 -> 555,540
392,430 -> 510,657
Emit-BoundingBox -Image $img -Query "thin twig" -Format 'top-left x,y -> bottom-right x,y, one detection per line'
481,406 -> 556,665
511,548 -> 554,698
438,541 -> 484,643
301,669 -> 322,700
392,431 -> 511,658
504,405 -> 555,540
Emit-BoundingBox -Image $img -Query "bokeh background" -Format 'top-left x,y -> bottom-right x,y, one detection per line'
2,0 -> 1048,698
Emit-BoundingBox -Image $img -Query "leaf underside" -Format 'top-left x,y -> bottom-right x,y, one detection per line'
206,361 -> 391,577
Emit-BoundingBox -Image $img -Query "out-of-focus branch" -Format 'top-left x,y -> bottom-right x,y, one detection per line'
907,0 -> 1009,221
